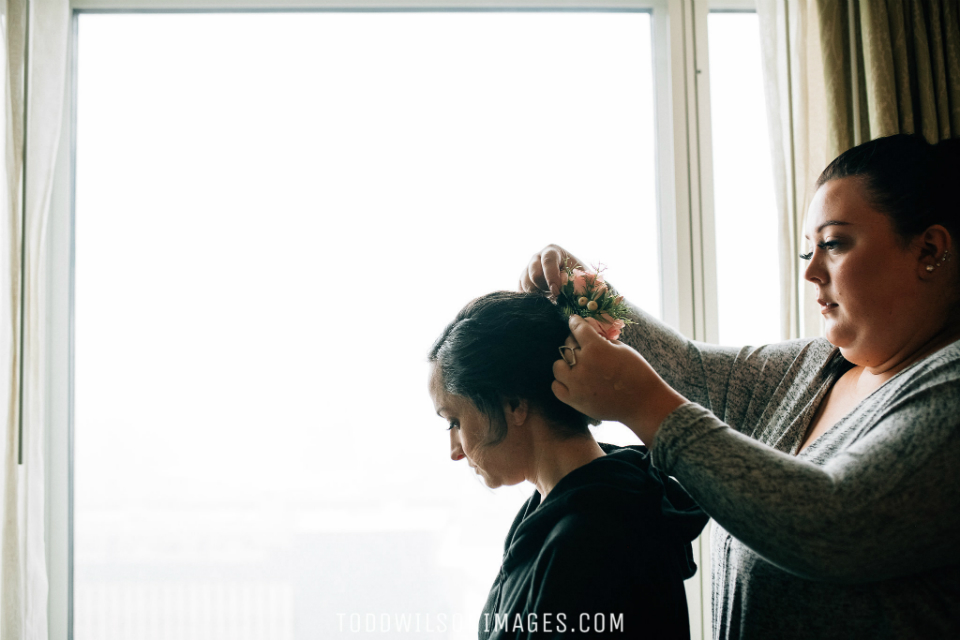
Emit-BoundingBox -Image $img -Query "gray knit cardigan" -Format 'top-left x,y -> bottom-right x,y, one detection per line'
620,306 -> 960,639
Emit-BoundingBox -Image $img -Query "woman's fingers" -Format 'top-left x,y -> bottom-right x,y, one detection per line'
568,315 -> 605,349
525,258 -> 545,293
539,247 -> 564,296
553,316 -> 629,417
518,245 -> 578,295
519,253 -> 543,292
555,328 -> 584,372
554,314 -> 688,443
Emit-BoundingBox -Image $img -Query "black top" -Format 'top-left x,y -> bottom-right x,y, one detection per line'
477,443 -> 709,639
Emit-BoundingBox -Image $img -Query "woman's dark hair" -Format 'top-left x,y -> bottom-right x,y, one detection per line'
429,291 -> 596,446
816,133 -> 960,245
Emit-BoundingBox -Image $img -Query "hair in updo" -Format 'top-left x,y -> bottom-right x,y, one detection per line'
429,291 -> 597,447
815,134 -> 960,245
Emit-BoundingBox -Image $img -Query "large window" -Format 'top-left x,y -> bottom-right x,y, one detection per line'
44,3 -> 782,640
73,12 -> 659,639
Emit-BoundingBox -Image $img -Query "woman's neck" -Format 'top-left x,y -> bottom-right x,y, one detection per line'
529,434 -> 606,500
860,321 -> 960,388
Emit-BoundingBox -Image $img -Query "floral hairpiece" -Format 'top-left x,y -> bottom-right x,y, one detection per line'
555,261 -> 634,341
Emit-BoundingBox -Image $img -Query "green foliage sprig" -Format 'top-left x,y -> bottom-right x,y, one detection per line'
556,262 -> 634,340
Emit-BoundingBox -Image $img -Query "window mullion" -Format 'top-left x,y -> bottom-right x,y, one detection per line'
692,0 -> 720,346
45,10 -> 79,640
659,0 -> 716,344
656,2 -> 715,639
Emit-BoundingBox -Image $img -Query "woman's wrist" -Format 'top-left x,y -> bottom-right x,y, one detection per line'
624,387 -> 687,447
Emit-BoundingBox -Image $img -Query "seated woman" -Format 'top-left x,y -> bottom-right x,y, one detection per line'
428,291 -> 708,640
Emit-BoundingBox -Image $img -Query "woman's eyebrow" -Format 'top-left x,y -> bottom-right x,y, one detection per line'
818,220 -> 852,232
804,220 -> 852,239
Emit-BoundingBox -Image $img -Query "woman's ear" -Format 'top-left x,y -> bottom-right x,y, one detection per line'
502,397 -> 529,427
916,224 -> 952,273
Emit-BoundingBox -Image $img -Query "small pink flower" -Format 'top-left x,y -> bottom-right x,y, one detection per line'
584,316 -> 604,335
571,269 -> 588,295
584,315 -> 626,341
582,267 -> 604,291
592,283 -> 607,300
604,320 -> 626,341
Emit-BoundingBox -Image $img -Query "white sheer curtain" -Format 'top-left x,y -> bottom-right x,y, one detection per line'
1,1 -> 68,638
757,0 -> 827,340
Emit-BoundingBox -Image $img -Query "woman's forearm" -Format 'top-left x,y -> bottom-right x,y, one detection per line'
617,302 -> 716,408
651,400 -> 960,583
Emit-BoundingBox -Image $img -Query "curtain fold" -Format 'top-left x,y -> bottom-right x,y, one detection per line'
757,0 -> 828,340
1,1 -> 69,639
818,0 -> 960,159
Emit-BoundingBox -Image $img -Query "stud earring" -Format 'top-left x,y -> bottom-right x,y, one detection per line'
928,250 -> 952,272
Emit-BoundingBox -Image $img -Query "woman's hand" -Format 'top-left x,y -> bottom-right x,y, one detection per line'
554,316 -> 688,446
519,244 -> 584,297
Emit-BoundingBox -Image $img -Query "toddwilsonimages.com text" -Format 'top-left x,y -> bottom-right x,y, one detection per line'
336,612 -> 627,634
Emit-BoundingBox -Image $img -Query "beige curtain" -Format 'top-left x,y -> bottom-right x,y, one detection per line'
0,1 -> 69,639
819,0 -> 960,157
758,0 -> 829,340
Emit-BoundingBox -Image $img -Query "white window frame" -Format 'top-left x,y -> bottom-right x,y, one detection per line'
43,1 -> 761,638
685,0 -> 765,632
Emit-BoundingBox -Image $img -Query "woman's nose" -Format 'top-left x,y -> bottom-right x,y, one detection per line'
804,251 -> 826,284
449,431 -> 466,461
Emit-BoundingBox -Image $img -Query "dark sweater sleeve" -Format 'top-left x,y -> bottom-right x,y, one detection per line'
521,513 -> 691,640
652,378 -> 960,583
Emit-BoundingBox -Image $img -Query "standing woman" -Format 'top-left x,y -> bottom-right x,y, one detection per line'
521,134 -> 960,638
